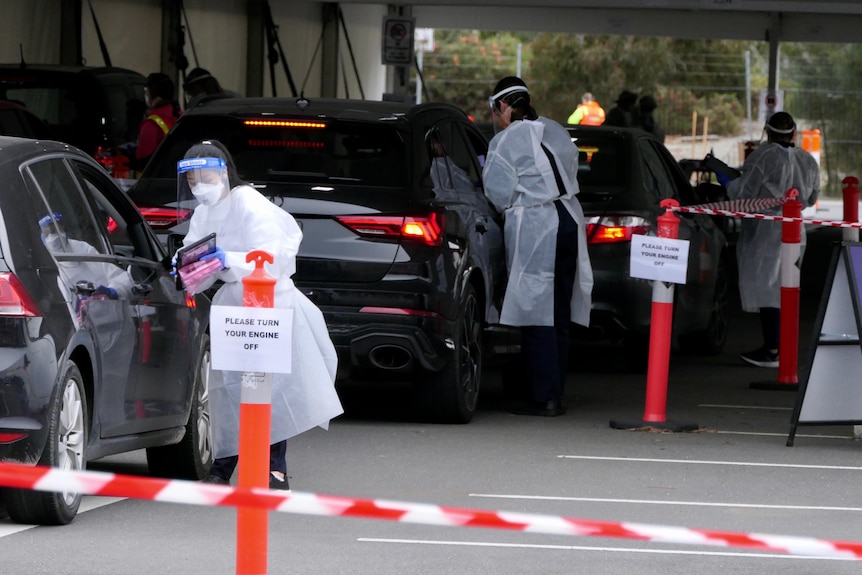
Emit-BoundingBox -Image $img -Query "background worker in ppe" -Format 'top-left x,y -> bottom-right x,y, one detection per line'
177,140 -> 343,489
567,92 -> 606,126
725,111 -> 820,368
482,76 -> 593,417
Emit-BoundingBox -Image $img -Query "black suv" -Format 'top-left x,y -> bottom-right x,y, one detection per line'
0,64 -> 147,175
128,97 -> 513,423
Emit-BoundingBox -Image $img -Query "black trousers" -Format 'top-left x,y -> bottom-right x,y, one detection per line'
209,439 -> 287,481
760,306 -> 780,350
520,201 -> 579,405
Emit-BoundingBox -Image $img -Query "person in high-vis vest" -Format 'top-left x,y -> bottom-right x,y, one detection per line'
134,73 -> 181,174
567,92 -> 606,126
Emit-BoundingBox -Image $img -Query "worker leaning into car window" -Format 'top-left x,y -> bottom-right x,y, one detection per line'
482,76 -> 593,418
176,139 -> 343,490
133,73 -> 181,175
725,111 -> 819,369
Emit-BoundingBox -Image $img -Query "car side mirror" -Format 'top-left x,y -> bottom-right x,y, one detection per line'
166,233 -> 185,258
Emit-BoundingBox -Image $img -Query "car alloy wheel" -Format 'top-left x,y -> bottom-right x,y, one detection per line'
6,361 -> 86,525
418,283 -> 483,423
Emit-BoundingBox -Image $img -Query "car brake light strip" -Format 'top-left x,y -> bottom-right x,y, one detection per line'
0,462 -> 859,560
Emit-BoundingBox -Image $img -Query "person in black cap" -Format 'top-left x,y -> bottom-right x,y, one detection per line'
183,67 -> 238,110
636,94 -> 665,143
603,90 -> 638,127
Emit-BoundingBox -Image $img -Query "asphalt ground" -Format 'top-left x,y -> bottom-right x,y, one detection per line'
0,201 -> 859,575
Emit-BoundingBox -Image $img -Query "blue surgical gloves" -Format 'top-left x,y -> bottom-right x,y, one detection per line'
715,171 -> 731,187
95,285 -> 118,299
200,247 -> 228,269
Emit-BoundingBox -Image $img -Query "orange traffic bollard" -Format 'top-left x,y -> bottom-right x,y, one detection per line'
752,189 -> 802,390
842,176 -> 860,243
610,199 -> 697,432
778,189 -> 802,386
236,250 -> 277,575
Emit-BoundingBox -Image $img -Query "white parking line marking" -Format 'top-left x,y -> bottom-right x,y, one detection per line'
468,493 -> 862,513
357,538 -> 854,561
557,455 -> 862,471
699,403 -> 792,411
0,496 -> 125,538
714,430 -> 851,439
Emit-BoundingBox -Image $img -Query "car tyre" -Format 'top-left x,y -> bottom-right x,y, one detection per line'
418,283 -> 483,423
146,333 -> 213,479
679,257 -> 729,356
6,361 -> 86,525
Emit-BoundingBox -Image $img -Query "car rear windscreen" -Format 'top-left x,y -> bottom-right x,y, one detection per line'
151,116 -> 408,189
572,135 -> 627,190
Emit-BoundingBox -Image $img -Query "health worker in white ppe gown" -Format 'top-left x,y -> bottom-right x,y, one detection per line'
482,76 -> 593,418
726,111 -> 819,369
177,139 -> 343,490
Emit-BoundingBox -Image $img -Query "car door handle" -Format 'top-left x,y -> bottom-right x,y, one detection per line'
475,219 -> 488,234
132,283 -> 153,295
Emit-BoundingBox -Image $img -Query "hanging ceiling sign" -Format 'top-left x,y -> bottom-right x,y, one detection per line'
382,16 -> 415,66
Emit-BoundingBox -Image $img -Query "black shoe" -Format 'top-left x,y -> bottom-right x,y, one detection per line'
201,474 -> 230,485
740,347 -> 779,368
510,400 -> 564,417
269,473 -> 291,491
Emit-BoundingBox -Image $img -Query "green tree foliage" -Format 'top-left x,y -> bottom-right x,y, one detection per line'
417,30 -> 532,123
417,31 -> 860,193
530,34 -> 675,123
780,42 -> 862,189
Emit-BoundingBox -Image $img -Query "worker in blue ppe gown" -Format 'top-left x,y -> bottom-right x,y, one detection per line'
483,76 -> 593,417
726,111 -> 819,368
177,140 -> 343,489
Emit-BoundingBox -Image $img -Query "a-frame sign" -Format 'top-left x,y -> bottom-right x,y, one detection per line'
788,242 -> 862,446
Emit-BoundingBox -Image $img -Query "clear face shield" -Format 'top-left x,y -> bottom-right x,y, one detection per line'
487,85 -> 528,134
177,157 -> 229,220
39,211 -> 69,253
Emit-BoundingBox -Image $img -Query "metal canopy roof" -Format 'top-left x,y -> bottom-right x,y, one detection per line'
335,0 -> 862,44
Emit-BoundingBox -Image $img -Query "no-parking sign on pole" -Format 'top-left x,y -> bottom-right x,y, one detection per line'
381,15 -> 415,66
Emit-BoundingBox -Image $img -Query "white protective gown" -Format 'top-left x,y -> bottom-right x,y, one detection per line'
183,185 -> 343,458
727,142 -> 820,312
482,116 -> 593,327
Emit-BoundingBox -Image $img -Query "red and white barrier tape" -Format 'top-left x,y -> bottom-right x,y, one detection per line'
0,462 -> 860,560
672,200 -> 862,229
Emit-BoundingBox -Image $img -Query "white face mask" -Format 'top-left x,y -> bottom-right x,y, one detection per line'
191,182 -> 226,206
43,232 -> 66,252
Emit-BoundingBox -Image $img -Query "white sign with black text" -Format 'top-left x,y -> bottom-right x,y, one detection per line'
630,234 -> 690,284
210,305 -> 294,374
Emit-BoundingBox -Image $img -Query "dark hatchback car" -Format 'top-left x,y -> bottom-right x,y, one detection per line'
569,125 -> 730,370
0,64 -> 147,176
0,136 -> 211,525
128,96 -> 511,423
0,99 -> 56,140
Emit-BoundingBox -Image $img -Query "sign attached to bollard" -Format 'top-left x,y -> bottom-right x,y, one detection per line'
630,235 -> 690,283
210,305 -> 293,373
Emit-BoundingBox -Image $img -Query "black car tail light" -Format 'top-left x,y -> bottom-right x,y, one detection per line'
0,432 -> 28,444
139,207 -> 193,231
0,273 -> 40,317
586,215 -> 650,245
335,213 -> 443,246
